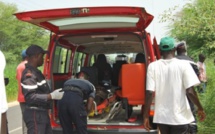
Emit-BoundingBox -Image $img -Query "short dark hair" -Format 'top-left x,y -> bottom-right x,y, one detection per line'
198,54 -> 205,59
26,44 -> 48,57
176,42 -> 186,54
77,71 -> 90,80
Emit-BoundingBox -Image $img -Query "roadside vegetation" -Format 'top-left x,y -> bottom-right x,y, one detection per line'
160,0 -> 215,58
4,64 -> 17,101
197,59 -> 215,134
1,0 -> 215,133
0,1 -> 49,100
0,2 -> 49,64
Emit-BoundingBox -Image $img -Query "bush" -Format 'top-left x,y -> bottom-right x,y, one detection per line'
198,59 -> 215,133
4,63 -> 18,102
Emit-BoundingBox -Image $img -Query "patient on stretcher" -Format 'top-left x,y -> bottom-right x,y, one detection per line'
88,80 -> 117,117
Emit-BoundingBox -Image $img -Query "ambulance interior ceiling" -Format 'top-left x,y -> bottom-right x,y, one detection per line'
61,34 -> 144,54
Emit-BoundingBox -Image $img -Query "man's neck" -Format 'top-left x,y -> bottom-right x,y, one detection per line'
163,53 -> 175,60
178,52 -> 186,56
27,62 -> 37,68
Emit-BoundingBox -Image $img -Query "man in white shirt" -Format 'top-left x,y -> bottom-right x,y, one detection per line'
143,37 -> 206,134
0,50 -> 8,134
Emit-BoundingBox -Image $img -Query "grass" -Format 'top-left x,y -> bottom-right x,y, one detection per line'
197,59 -> 215,134
4,63 -> 18,102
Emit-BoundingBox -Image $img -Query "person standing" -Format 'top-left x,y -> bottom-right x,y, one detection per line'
16,50 -> 28,134
143,37 -> 206,134
0,50 -> 8,134
176,42 -> 199,134
58,71 -> 95,134
21,44 -> 64,134
197,54 -> 207,93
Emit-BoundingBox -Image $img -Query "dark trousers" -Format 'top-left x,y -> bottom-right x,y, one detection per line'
23,108 -> 53,134
58,91 -> 87,134
20,102 -> 27,134
157,124 -> 189,134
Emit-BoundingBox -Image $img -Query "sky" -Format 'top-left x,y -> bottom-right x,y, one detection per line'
1,0 -> 190,42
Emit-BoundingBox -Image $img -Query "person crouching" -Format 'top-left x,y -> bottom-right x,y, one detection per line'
58,71 -> 95,134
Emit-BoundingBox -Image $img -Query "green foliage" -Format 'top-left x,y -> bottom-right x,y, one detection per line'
0,1 -> 49,63
197,59 -> 215,133
0,1 -> 50,100
4,63 -> 18,102
160,0 -> 215,58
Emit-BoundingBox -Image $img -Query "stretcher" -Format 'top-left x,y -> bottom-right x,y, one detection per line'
88,89 -> 117,117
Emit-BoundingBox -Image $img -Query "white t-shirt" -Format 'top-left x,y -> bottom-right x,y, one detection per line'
0,50 -> 8,131
147,58 -> 200,125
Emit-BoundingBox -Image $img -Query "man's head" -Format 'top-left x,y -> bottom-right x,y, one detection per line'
159,37 -> 175,58
176,42 -> 187,55
77,71 -> 90,80
198,54 -> 206,62
21,50 -> 27,60
159,37 -> 175,51
26,44 -> 48,67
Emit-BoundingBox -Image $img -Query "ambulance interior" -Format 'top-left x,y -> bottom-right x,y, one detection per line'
51,33 -> 150,126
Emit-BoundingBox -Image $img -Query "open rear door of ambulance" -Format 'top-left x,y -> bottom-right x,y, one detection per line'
15,7 -> 153,34
153,37 -> 161,60
14,6 -> 157,134
14,6 -> 154,88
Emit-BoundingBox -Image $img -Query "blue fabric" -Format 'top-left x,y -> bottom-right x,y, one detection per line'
63,79 -> 95,99
58,91 -> 87,134
24,109 -> 52,134
21,50 -> 27,59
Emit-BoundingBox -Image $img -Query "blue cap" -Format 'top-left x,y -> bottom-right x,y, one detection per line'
21,50 -> 27,59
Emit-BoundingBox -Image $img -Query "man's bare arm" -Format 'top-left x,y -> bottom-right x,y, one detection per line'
86,97 -> 94,114
143,90 -> 154,131
186,87 -> 203,110
186,87 -> 206,121
143,90 -> 153,118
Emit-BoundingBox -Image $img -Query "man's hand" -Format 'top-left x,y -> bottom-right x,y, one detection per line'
143,117 -> 151,131
197,109 -> 206,121
50,88 -> 64,100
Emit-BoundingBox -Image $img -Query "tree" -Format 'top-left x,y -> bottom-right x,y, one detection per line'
160,0 -> 215,59
0,2 -> 49,63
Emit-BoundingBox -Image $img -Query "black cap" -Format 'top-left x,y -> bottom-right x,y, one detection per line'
26,44 -> 48,57
176,42 -> 185,48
